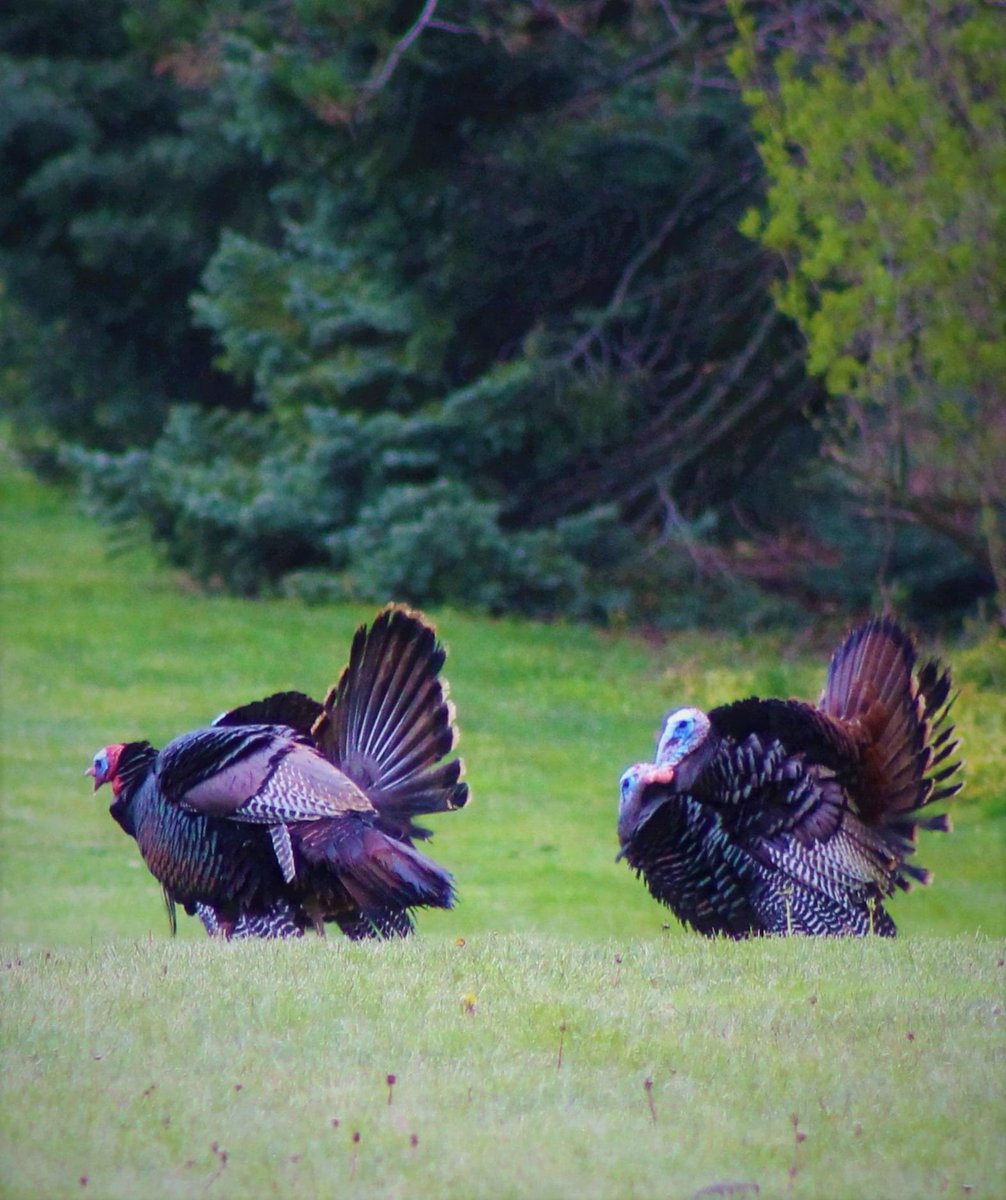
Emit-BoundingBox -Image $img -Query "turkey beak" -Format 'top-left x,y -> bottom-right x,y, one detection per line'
85,765 -> 99,790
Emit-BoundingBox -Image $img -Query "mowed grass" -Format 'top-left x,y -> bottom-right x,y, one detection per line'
1,937 -> 1003,1200
1,458 -> 1005,1198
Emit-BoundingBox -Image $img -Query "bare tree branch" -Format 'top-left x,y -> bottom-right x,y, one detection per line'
564,178 -> 711,368
363,0 -> 441,93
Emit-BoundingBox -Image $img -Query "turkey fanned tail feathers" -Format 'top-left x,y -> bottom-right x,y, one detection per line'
311,604 -> 470,839
619,616 -> 962,938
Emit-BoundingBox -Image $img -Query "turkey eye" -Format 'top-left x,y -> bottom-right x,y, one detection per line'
675,720 -> 689,735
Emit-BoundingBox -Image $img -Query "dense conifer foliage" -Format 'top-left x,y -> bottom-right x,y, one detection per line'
2,2 -> 999,621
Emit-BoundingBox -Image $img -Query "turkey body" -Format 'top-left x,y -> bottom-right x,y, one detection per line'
617,617 -> 962,937
91,605 -> 468,939
107,740 -> 304,934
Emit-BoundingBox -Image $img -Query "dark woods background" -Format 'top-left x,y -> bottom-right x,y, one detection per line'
1,1 -> 1001,628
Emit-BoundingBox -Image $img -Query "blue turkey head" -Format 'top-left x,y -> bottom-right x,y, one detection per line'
656,707 -> 711,767
617,761 -> 677,851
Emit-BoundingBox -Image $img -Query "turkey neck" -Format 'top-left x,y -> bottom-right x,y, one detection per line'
108,742 -> 158,837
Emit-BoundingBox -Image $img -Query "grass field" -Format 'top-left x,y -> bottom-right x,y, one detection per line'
1,459 -> 1004,1198
3,937 -> 1003,1200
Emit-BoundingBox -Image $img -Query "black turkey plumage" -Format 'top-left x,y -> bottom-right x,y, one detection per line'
617,617 -> 962,937
89,605 -> 469,939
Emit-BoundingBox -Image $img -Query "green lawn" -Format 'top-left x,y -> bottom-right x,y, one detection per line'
2,937 -> 1003,1200
1,459 -> 1004,1198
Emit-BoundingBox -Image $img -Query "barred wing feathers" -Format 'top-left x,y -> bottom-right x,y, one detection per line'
158,725 -> 374,823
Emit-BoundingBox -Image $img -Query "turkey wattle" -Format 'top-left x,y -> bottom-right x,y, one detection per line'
617,617 -> 962,937
89,605 -> 469,939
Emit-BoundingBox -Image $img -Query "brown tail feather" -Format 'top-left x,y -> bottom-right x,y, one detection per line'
820,617 -> 963,836
312,605 -> 469,834
352,612 -> 433,760
297,820 -> 455,913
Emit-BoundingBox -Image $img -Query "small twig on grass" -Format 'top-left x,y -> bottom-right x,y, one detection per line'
644,1077 -> 657,1124
204,1141 -> 228,1191
691,1182 -> 760,1198
349,1131 -> 361,1180
387,1073 -> 396,1105
557,1022 -> 567,1070
788,1114 -> 806,1192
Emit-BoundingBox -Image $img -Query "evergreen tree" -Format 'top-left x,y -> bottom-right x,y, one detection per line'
70,1 -> 817,618
0,0 -> 272,455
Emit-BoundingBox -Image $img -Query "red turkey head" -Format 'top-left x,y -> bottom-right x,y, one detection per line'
86,743 -> 126,791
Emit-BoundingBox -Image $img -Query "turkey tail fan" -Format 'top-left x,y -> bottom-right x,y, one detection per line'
312,605 -> 469,836
296,820 -> 455,914
213,691 -> 324,737
820,616 -> 962,840
819,616 -> 918,727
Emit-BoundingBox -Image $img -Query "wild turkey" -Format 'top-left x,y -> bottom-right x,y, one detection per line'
617,617 -> 962,937
88,605 -> 469,939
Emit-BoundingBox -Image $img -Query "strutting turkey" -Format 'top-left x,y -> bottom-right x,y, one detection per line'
617,617 -> 962,937
88,605 -> 469,939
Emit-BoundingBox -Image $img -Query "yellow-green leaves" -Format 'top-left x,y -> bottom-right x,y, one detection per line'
732,0 -> 1005,606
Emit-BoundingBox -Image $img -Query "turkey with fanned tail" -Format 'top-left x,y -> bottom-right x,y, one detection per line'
617,616 -> 962,937
88,605 -> 469,939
